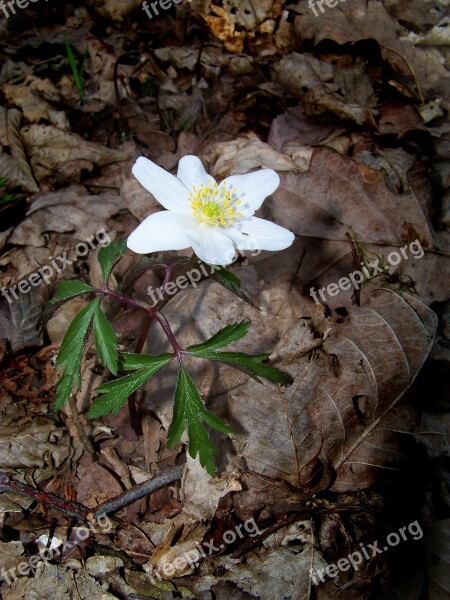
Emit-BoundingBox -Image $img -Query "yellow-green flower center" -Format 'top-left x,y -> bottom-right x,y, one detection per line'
189,180 -> 242,227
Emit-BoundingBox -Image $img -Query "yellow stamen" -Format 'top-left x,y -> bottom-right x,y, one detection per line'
189,179 -> 242,227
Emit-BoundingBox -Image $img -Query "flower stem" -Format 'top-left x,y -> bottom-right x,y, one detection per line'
99,287 -> 183,358
152,312 -> 184,359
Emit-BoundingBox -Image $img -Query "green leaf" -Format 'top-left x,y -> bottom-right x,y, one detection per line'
167,367 -> 233,476
119,352 -> 173,371
187,349 -> 293,385
88,353 -> 172,418
64,34 -> 87,103
54,372 -> 77,412
188,420 -> 217,477
93,302 -> 118,375
186,321 -> 250,354
53,299 -> 98,410
201,407 -> 234,434
210,266 -> 259,309
55,281 -> 95,300
98,239 -> 127,283
39,281 -> 95,329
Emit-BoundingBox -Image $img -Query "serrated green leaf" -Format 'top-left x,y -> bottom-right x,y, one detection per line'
188,350 -> 293,384
201,408 -> 234,434
93,303 -> 118,375
88,353 -> 172,418
119,352 -> 173,371
187,420 -> 217,476
186,321 -> 250,354
53,299 -> 98,410
98,239 -> 127,283
167,367 -> 233,476
55,280 -> 95,300
210,266 -> 259,309
39,281 -> 95,329
54,372 -> 77,412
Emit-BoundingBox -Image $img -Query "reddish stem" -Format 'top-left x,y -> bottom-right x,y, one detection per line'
98,288 -> 183,358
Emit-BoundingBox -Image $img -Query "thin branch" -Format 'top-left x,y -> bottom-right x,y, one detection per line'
92,465 -> 184,518
0,465 -> 184,522
0,472 -> 90,521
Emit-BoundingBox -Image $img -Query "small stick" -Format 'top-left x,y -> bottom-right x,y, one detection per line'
0,465 -> 184,522
93,465 -> 184,519
0,472 -> 89,521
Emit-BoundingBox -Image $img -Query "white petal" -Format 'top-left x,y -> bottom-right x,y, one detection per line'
221,169 -> 280,217
187,225 -> 236,265
177,155 -> 215,190
132,157 -> 191,214
127,211 -> 191,254
225,217 -> 295,251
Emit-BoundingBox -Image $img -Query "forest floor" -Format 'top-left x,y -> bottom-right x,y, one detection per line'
0,0 -> 449,598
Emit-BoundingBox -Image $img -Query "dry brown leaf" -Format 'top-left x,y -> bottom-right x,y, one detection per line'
2,564 -> 119,599
202,5 -> 247,53
227,290 -> 436,492
268,105 -> 334,151
8,186 -> 123,248
87,0 -> 141,20
3,76 -> 69,130
20,125 -> 128,182
0,107 -> 38,193
0,413 -> 73,481
204,133 -> 308,180
273,53 -> 377,127
267,146 -> 450,308
309,289 -> 437,491
294,0 -> 450,101
0,284 -> 45,352
195,543 -> 322,600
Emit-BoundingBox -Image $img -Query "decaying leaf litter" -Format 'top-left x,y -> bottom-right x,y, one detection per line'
0,0 -> 449,598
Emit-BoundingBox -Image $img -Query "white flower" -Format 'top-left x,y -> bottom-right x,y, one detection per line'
127,155 -> 295,265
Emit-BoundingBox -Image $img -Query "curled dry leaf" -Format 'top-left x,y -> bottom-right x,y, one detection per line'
204,133 -> 310,180
229,290 -> 437,492
0,107 -> 38,193
2,564 -> 119,600
196,545 -> 322,600
8,186 -> 123,248
3,76 -> 70,130
0,283 -> 45,352
294,0 -> 450,100
273,54 -> 377,127
0,413 -> 73,481
309,289 -> 438,492
20,125 -> 128,182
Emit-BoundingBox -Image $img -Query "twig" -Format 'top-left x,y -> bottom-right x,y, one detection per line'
92,465 -> 184,518
0,465 -> 184,522
0,472 -> 90,521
